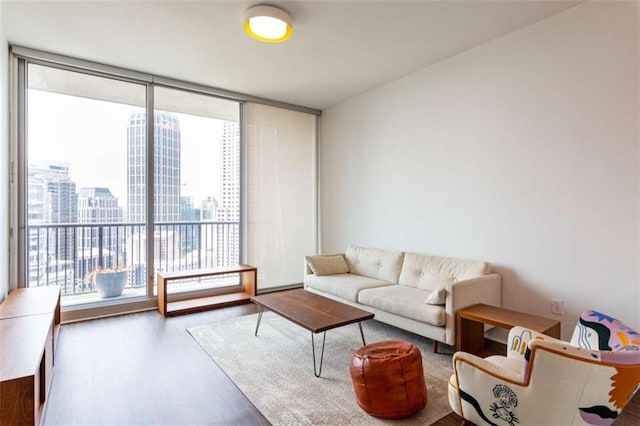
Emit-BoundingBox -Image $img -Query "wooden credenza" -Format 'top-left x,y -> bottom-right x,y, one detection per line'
0,286 -> 61,426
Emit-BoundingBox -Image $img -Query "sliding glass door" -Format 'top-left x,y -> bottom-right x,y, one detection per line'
152,87 -> 241,297
26,63 -> 147,306
22,63 -> 242,311
15,49 -> 318,319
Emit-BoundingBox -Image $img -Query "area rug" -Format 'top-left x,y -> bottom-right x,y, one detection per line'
188,312 -> 454,425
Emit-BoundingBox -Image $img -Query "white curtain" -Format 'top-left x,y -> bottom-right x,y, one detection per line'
245,103 -> 317,289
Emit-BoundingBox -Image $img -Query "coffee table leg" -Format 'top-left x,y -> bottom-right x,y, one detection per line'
311,331 -> 327,378
254,306 -> 265,336
358,322 -> 366,346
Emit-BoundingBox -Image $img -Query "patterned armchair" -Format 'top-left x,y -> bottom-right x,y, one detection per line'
448,310 -> 640,425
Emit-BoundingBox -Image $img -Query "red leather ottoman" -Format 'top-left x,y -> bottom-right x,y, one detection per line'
349,340 -> 427,419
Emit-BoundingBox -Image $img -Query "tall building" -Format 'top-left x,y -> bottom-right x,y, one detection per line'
180,196 -> 199,253
218,121 -> 240,222
126,112 -> 182,280
77,187 -> 123,224
29,162 -> 77,225
180,196 -> 198,222
216,121 -> 240,266
77,187 -> 123,269
127,111 -> 182,223
28,162 -> 77,259
27,162 -> 78,291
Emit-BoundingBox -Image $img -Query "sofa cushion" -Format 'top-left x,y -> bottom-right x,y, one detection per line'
305,255 -> 349,276
425,286 -> 447,305
304,273 -> 394,303
344,245 -> 405,283
398,252 -> 489,290
358,285 -> 445,326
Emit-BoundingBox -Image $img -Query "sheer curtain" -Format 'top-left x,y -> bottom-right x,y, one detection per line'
245,103 -> 317,290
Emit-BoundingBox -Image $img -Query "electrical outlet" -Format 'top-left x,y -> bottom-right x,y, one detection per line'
551,299 -> 564,315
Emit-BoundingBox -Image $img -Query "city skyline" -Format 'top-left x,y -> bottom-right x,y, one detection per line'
27,89 -> 229,212
23,65 -> 242,298
28,165 -> 223,224
26,93 -> 241,294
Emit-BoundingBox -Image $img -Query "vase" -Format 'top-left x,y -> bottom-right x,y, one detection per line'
94,270 -> 128,298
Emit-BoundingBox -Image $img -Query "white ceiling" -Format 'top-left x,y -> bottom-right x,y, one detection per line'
2,0 -> 580,111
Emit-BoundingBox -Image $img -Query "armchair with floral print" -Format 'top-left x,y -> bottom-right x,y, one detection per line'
448,310 -> 640,425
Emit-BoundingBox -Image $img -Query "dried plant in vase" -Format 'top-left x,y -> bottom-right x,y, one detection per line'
85,266 -> 129,298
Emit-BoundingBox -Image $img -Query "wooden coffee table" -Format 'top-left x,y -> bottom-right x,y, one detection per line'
457,303 -> 561,356
250,289 -> 374,377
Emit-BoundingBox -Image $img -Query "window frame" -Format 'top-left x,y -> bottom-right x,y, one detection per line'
10,46 -> 320,322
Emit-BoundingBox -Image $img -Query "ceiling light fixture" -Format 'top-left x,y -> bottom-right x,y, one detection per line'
244,4 -> 293,43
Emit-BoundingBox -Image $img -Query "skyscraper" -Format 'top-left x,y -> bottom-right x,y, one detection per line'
27,162 -> 78,290
126,111 -> 182,279
180,196 -> 199,253
29,162 -> 77,225
77,187 -> 123,224
127,111 -> 182,223
77,187 -> 123,267
217,121 -> 240,266
218,121 -> 240,222
28,162 -> 77,260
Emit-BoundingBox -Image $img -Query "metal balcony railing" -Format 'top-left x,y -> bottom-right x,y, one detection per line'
27,221 -> 240,297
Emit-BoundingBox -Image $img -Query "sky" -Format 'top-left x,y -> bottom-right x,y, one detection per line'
28,90 -> 227,214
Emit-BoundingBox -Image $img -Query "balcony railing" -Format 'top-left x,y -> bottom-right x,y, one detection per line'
27,221 -> 240,297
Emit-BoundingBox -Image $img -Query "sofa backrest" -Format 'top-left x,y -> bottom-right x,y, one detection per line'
398,252 -> 490,290
344,245 -> 405,283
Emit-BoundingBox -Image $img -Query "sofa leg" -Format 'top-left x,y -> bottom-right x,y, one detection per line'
432,340 -> 438,353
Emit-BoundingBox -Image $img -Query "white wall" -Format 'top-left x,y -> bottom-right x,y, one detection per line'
320,1 -> 639,338
0,3 -> 8,302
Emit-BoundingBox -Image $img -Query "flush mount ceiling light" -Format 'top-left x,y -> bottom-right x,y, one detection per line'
244,4 -> 293,43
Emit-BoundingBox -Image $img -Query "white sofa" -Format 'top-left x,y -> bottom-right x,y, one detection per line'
304,245 -> 501,350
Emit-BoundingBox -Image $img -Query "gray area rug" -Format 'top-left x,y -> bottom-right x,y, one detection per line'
188,312 -> 454,425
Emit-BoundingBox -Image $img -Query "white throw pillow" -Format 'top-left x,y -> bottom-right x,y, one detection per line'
305,255 -> 350,276
425,286 -> 447,305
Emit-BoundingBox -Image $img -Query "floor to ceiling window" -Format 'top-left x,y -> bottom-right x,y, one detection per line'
20,62 -> 242,313
25,63 -> 148,306
152,86 -> 241,296
13,47 -> 318,320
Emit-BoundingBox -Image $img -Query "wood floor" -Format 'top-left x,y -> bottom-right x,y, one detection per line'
44,304 -> 269,425
44,304 -> 639,425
